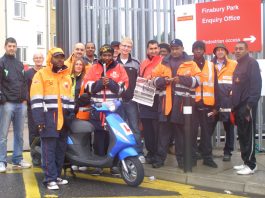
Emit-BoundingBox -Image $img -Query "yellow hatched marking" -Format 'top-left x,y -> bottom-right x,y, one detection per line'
73,172 -> 246,198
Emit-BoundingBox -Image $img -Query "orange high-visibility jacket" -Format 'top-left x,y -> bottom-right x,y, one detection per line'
152,56 -> 201,116
30,48 -> 74,137
75,69 -> 92,120
140,55 -> 163,78
214,58 -> 237,117
195,61 -> 215,106
85,61 -> 129,102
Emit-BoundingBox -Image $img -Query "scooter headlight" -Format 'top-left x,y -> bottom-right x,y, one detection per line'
104,100 -> 121,112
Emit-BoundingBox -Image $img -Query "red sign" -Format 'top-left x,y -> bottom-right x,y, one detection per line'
196,0 -> 261,54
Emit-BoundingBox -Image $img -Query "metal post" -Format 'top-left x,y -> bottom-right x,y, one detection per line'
183,96 -> 192,172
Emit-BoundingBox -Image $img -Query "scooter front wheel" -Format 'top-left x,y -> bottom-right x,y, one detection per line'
121,156 -> 144,187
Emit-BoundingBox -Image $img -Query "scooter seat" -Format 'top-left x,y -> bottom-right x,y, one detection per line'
70,119 -> 95,134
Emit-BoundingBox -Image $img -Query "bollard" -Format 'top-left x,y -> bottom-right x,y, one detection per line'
183,96 -> 192,172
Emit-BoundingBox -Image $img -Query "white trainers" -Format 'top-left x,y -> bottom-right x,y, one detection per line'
233,164 -> 245,171
47,181 -> 59,190
78,166 -> 88,171
138,155 -> 146,164
71,165 -> 87,171
237,165 -> 257,175
56,177 -> 68,185
71,165 -> 78,171
0,162 -> 6,173
13,160 -> 32,169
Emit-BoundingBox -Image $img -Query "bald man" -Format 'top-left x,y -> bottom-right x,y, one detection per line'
25,52 -> 44,166
65,42 -> 86,73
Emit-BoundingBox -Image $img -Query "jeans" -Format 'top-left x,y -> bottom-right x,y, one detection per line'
119,100 -> 143,154
0,102 -> 27,164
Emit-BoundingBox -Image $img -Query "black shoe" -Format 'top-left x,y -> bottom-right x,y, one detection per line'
223,154 -> 231,162
145,156 -> 154,164
110,167 -> 120,176
91,168 -> 103,176
152,162 -> 164,168
203,159 -> 218,168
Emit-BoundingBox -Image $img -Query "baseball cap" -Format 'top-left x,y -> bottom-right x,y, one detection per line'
170,39 -> 183,47
110,41 -> 120,47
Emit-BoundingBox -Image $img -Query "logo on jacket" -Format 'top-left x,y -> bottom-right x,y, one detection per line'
64,82 -> 69,89
110,71 -> 119,78
235,77 -> 240,83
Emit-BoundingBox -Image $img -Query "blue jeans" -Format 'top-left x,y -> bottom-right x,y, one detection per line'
0,102 -> 27,164
119,100 -> 143,154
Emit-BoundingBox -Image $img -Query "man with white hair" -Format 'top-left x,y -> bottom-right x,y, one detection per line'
25,52 -> 44,166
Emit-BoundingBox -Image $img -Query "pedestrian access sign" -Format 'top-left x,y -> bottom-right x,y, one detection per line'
175,0 -> 261,54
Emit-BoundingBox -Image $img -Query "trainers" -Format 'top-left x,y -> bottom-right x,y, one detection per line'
138,155 -> 146,164
237,165 -> 257,175
78,166 -> 88,171
91,168 -> 103,176
47,181 -> 59,190
110,166 -> 121,176
13,160 -> 32,169
233,164 -> 245,170
0,162 -> 6,173
71,165 -> 78,171
56,177 -> 68,185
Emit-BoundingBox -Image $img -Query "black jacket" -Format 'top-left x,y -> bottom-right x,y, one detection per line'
232,54 -> 262,110
117,54 -> 140,102
0,54 -> 27,103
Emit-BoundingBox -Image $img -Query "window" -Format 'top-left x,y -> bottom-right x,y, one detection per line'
16,47 -> 27,62
53,34 -> 56,47
52,0 -> 56,9
36,0 -> 43,6
37,32 -> 43,47
14,1 -> 27,19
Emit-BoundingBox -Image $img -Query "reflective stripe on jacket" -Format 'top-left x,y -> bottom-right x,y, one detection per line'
152,56 -> 201,116
214,58 -> 237,117
85,61 -> 129,102
30,48 -> 74,136
195,61 -> 215,106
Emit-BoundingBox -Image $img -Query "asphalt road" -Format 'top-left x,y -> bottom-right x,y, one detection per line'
0,152 -> 263,198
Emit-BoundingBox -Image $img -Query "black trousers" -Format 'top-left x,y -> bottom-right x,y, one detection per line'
235,104 -> 257,170
141,118 -> 159,158
196,108 -> 216,160
154,121 -> 197,163
93,130 -> 109,156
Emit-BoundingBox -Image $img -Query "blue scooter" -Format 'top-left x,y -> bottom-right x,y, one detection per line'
65,100 -> 144,187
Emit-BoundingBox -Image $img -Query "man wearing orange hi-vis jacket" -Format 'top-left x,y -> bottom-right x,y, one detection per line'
151,39 -> 201,169
30,48 -> 74,190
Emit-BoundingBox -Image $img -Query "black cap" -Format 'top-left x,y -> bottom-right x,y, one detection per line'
110,41 -> 120,47
192,41 -> 206,52
213,43 -> 229,55
170,39 -> 183,47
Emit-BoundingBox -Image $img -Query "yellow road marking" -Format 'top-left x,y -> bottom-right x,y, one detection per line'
7,152 -> 247,198
22,152 -> 41,198
73,172 -> 246,198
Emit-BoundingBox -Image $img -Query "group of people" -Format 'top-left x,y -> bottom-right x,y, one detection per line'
0,36 -> 261,190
